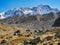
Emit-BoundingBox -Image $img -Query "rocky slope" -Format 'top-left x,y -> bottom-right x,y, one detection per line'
0,4 -> 60,30
0,12 -> 60,30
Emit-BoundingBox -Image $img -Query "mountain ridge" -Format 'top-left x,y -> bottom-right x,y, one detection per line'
0,4 -> 60,30
0,4 -> 59,19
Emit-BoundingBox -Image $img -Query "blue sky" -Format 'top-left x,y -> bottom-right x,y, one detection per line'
0,0 -> 60,12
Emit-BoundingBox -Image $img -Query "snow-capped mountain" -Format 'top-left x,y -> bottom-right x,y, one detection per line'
32,4 -> 59,14
0,12 -> 6,19
0,4 -> 59,19
22,8 -> 34,16
5,8 -> 23,17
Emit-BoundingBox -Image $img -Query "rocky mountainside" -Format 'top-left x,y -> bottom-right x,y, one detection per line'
0,12 -> 60,30
0,4 -> 60,30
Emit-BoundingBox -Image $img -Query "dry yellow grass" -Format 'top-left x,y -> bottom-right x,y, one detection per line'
7,36 -> 34,45
0,23 -> 60,45
0,23 -> 15,31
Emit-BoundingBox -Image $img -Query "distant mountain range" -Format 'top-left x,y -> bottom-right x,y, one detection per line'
0,4 -> 60,30
0,4 -> 59,19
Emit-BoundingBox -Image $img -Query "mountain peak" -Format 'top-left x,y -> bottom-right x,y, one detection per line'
0,4 -> 59,19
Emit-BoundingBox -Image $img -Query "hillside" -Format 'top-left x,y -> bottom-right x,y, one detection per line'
0,4 -> 60,45
0,12 -> 59,30
0,23 -> 60,45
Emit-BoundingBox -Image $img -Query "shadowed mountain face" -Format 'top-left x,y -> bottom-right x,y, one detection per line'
52,17 -> 60,27
52,11 -> 60,27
